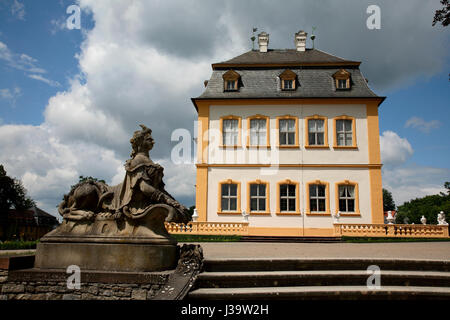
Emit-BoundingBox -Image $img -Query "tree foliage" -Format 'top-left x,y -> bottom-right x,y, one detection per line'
382,188 -> 396,212
0,165 -> 35,213
433,0 -> 450,27
70,175 -> 106,189
395,182 -> 450,224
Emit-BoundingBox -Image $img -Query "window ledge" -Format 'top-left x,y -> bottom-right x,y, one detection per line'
338,212 -> 361,217
305,212 -> 331,216
217,211 -> 242,215
333,146 -> 358,150
249,212 -> 271,216
219,145 -> 242,149
276,212 -> 302,216
277,145 -> 300,149
304,145 -> 329,149
246,145 -> 271,149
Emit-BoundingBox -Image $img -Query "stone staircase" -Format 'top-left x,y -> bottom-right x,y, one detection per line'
187,258 -> 450,300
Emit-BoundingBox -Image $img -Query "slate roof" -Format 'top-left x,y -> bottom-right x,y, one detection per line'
193,48 -> 382,104
212,48 -> 360,67
197,68 -> 378,100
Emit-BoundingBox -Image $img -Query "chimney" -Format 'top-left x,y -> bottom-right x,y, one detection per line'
294,30 -> 308,52
257,32 -> 269,53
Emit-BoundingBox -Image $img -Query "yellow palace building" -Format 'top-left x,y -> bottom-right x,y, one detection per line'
191,31 -> 385,237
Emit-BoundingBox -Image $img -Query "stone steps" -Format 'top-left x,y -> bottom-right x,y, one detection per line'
188,285 -> 450,300
203,258 -> 450,272
196,270 -> 450,288
188,258 -> 450,300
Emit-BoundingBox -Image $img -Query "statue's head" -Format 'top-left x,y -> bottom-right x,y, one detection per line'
130,124 -> 154,158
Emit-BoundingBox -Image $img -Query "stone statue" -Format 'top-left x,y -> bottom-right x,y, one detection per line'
437,211 -> 448,226
58,125 -> 189,225
420,215 -> 427,225
35,125 -> 190,272
333,211 -> 341,224
241,210 -> 249,222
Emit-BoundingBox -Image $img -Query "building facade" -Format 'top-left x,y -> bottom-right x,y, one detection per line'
192,31 -> 385,237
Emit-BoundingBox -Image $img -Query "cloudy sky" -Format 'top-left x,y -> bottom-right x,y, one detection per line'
0,0 -> 449,217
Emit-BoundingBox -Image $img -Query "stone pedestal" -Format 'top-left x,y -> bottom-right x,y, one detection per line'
35,237 -> 177,272
34,204 -> 179,272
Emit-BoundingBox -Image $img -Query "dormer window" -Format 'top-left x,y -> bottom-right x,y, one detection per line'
223,70 -> 240,92
333,69 -> 351,90
279,69 -> 297,91
283,79 -> 294,89
226,80 -> 237,91
337,79 -> 347,89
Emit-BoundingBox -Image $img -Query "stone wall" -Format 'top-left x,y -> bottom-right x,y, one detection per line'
1,275 -> 165,300
0,255 -> 170,300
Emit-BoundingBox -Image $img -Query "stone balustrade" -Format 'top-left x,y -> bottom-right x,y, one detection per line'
165,221 -> 249,236
334,223 -> 449,238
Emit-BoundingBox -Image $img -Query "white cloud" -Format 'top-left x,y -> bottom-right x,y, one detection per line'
28,74 -> 61,87
0,41 -> 60,87
382,165 -> 450,206
11,0 -> 25,20
0,87 -> 21,106
380,130 -> 414,166
404,116 -> 442,133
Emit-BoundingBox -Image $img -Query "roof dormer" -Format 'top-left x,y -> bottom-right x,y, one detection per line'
333,69 -> 351,90
223,70 -> 241,92
279,69 -> 297,91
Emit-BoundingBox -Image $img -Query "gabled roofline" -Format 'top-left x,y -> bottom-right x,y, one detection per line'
191,96 -> 386,112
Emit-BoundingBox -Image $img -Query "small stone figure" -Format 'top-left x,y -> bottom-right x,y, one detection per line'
437,211 -> 448,225
241,210 -> 249,222
420,215 -> 427,225
333,211 -> 341,223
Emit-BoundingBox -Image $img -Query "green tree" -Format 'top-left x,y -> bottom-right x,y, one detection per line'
433,0 -> 450,27
71,175 -> 106,189
0,165 -> 35,212
0,165 -> 36,240
396,182 -> 450,224
382,188 -> 396,212
187,205 -> 195,221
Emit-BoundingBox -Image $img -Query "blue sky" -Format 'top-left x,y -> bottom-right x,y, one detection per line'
379,71 -> 450,169
0,0 -> 449,215
0,0 -> 91,124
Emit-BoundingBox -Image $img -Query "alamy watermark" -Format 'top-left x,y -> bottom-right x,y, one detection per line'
66,4 -> 81,30
366,5 -> 381,30
66,265 -> 81,289
366,265 -> 381,290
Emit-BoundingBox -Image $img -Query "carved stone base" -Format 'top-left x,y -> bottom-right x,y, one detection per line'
35,237 -> 178,272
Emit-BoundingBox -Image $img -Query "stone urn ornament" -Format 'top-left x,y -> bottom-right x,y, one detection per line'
35,125 -> 190,272
420,215 -> 427,225
191,208 -> 198,222
386,210 -> 395,224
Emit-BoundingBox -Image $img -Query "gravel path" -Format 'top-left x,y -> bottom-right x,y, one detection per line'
2,242 -> 450,260
188,241 -> 450,260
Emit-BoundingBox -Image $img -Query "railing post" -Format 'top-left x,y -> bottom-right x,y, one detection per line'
333,224 -> 342,236
387,224 -> 395,236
